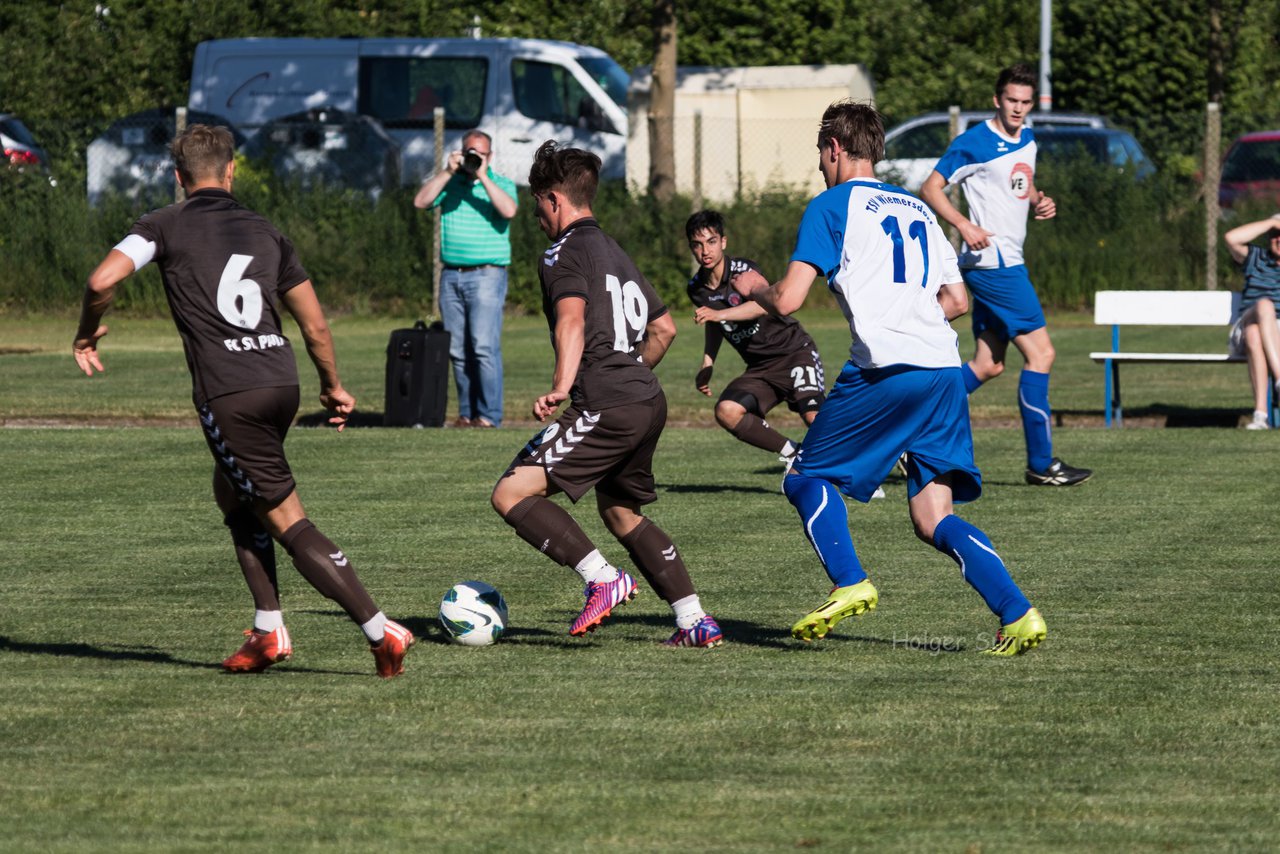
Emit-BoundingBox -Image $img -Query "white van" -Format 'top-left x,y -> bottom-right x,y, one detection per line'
188,37 -> 630,184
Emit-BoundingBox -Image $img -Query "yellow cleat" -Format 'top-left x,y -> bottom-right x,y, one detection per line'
983,607 -> 1047,656
791,579 -> 879,642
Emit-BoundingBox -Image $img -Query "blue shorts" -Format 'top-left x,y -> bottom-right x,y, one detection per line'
793,362 -> 982,504
963,265 -> 1046,341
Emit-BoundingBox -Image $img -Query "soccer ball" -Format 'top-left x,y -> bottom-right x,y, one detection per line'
439,581 -> 508,647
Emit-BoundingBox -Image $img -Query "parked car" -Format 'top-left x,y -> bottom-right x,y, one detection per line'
86,108 -> 244,206
1032,125 -> 1155,178
1,113 -> 54,183
241,107 -> 400,199
877,110 -> 1110,190
1219,130 -> 1280,209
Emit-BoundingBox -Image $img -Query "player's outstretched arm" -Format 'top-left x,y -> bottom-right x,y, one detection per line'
1224,215 -> 1280,264
696,301 -> 768,325
921,170 -> 993,250
281,280 -> 354,431
747,262 -> 816,317
535,296 -> 586,421
695,324 -> 722,396
73,249 -> 135,376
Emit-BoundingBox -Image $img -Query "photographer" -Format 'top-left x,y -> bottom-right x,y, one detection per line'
414,129 -> 518,427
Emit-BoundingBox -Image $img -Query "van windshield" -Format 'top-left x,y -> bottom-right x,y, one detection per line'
576,56 -> 629,108
358,56 -> 487,128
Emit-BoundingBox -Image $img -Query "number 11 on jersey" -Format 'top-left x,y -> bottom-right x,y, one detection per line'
880,215 -> 930,288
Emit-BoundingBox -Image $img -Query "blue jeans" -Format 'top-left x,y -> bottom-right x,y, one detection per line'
439,265 -> 506,425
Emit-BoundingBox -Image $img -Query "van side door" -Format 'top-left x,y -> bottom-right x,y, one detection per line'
356,44 -> 493,182
495,52 -> 626,181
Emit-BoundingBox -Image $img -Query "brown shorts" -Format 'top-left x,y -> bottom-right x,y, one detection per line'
198,385 -> 299,508
506,391 -> 667,505
721,346 -> 825,416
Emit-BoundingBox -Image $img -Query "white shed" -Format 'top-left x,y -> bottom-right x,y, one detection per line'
627,64 -> 874,201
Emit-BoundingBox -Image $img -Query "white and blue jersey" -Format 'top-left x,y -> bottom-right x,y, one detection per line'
788,178 -> 979,503
934,119 -> 1036,269
791,178 -> 963,369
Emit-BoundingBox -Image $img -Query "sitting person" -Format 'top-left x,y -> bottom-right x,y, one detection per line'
1224,214 -> 1280,429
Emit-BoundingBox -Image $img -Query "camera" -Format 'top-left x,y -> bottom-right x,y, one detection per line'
461,147 -> 484,174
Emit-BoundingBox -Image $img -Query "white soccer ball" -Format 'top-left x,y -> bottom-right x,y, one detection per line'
439,581 -> 508,646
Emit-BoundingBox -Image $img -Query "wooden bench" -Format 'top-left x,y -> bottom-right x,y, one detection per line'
1090,289 -> 1258,427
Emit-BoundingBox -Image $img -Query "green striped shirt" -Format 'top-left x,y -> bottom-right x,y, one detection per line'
432,169 -> 518,266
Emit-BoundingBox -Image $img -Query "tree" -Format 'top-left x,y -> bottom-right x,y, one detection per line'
648,0 -> 677,202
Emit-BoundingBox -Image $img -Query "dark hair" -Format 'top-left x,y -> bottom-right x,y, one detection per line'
528,140 -> 600,207
685,209 -> 726,241
170,124 -> 235,187
817,100 -> 884,164
995,63 -> 1038,98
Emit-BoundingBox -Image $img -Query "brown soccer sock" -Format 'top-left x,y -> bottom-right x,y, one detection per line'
278,519 -> 378,625
504,496 -> 596,568
727,412 -> 791,454
618,518 -> 695,605
225,508 -> 280,611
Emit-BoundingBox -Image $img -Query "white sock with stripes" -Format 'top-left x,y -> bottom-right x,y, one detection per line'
573,550 -> 618,584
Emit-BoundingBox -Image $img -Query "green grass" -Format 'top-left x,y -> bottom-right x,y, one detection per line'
3,311 -> 1279,850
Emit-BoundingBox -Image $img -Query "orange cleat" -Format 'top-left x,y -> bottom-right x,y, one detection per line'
222,626 -> 292,673
371,620 -> 415,678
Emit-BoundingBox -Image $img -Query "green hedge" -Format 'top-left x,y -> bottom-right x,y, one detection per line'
0,158 -> 1231,318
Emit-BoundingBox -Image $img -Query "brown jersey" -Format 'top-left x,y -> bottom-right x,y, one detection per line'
539,217 -> 667,409
128,188 -> 306,405
688,256 -> 814,368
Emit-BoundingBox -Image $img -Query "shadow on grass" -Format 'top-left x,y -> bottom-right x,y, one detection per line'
295,410 -> 388,429
663,483 -> 783,496
0,634 -> 367,675
1054,405 -> 1245,428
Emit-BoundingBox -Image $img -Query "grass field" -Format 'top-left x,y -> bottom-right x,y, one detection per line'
3,310 -> 1279,850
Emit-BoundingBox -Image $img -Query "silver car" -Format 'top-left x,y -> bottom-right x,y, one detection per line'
876,110 -> 1109,191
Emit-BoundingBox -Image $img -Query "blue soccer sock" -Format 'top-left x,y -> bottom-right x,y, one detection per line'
932,515 -> 1031,625
961,362 -> 984,394
1018,369 -> 1053,472
782,474 -> 867,587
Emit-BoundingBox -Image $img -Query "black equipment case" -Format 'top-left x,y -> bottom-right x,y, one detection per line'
384,320 -> 450,427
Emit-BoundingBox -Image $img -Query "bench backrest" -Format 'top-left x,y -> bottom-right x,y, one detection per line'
1093,290 -> 1241,326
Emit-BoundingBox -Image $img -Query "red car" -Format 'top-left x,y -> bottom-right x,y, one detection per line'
1219,130 -> 1280,209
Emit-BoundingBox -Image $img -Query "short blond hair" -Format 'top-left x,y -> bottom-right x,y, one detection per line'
170,124 -> 235,186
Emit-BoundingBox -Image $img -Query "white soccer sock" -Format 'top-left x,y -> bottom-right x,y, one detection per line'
254,610 -> 284,633
780,440 -> 797,457
573,550 -> 618,584
361,611 -> 388,644
672,594 -> 706,630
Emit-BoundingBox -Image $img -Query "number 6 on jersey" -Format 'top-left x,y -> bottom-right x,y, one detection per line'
217,253 -> 264,329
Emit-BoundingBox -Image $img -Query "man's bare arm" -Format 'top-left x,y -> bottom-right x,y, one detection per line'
636,312 -> 676,368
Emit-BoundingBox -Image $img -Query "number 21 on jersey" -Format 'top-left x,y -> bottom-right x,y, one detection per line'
604,274 -> 648,353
